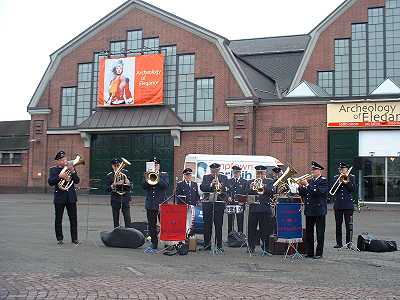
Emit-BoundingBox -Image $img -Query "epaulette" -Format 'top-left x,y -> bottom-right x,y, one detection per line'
321,176 -> 326,180
107,171 -> 113,175
121,169 -> 129,173
161,171 -> 167,174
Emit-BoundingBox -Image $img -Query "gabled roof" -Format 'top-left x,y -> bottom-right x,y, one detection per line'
28,0 -> 253,111
78,106 -> 181,131
229,34 -> 310,55
286,81 -> 330,98
290,0 -> 358,91
0,120 -> 30,151
370,78 -> 400,95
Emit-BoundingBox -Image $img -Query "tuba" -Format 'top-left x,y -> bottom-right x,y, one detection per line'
250,177 -> 264,195
113,157 -> 131,196
273,165 -> 297,195
58,154 -> 85,191
329,166 -> 353,196
145,171 -> 159,186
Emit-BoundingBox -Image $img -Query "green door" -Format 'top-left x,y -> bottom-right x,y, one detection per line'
328,130 -> 359,200
90,132 -> 174,196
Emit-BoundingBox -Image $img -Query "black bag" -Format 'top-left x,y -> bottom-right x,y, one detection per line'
227,231 -> 246,248
162,242 -> 189,256
357,233 -> 397,252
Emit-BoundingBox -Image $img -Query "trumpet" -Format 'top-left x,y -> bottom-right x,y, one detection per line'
288,174 -> 312,186
329,166 -> 353,196
213,173 -> 222,194
113,157 -> 131,196
250,177 -> 264,195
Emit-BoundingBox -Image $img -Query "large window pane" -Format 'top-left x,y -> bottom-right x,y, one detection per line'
317,71 -> 333,95
177,54 -> 195,122
351,23 -> 367,96
127,30 -> 143,56
143,37 -> 159,54
196,78 -> 213,122
361,157 -> 385,202
76,63 -> 93,125
60,87 -> 76,127
388,157 -> 400,202
334,39 -> 350,96
161,46 -> 177,106
386,0 -> 400,82
368,7 -> 385,92
110,41 -> 126,56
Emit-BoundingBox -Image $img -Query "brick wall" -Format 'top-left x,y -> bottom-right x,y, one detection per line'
0,152 -> 28,192
254,104 -> 328,176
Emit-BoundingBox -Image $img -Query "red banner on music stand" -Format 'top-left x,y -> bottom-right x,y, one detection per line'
160,204 -> 188,241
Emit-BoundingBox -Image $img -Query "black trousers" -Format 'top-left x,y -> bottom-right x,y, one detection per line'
111,203 -> 131,228
334,209 -> 354,246
228,211 -> 244,233
305,215 -> 326,256
202,203 -> 224,248
146,209 -> 160,249
54,202 -> 77,242
248,212 -> 273,251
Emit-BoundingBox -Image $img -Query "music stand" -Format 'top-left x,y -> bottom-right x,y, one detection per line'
338,214 -> 360,252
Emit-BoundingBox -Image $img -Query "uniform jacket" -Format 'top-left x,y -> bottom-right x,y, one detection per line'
105,169 -> 132,207
247,178 -> 275,214
200,173 -> 228,204
332,174 -> 356,210
226,177 -> 248,201
175,180 -> 200,206
298,176 -> 329,216
142,172 -> 169,210
48,166 -> 80,204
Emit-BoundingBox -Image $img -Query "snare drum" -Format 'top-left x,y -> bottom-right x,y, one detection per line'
224,205 -> 236,214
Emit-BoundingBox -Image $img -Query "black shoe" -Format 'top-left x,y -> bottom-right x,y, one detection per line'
57,240 -> 63,245
304,254 -> 314,258
72,240 -> 80,245
313,255 -> 323,259
217,247 -> 224,253
202,245 -> 211,251
334,245 -> 342,249
247,248 -> 255,254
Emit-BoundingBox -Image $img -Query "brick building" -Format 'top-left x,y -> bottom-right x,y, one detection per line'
23,0 -> 400,202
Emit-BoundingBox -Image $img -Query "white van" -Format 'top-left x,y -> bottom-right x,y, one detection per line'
183,154 -> 283,184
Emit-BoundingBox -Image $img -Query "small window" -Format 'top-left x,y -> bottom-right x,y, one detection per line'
1,153 -> 11,165
12,153 -> 22,164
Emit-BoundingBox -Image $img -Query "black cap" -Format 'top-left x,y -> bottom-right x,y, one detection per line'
153,157 -> 160,164
111,158 -> 121,165
311,161 -> 324,170
54,151 -> 65,160
209,163 -> 221,169
232,165 -> 242,171
272,167 -> 282,173
338,162 -> 349,169
255,165 -> 267,171
183,168 -> 193,175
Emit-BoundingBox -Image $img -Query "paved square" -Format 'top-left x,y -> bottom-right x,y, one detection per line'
0,194 -> 399,299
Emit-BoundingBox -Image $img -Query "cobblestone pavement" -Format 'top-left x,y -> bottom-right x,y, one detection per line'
0,194 -> 400,299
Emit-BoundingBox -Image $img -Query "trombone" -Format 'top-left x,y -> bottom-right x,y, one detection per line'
329,166 -> 353,196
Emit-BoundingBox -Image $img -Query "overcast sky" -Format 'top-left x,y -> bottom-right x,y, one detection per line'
0,0 -> 343,121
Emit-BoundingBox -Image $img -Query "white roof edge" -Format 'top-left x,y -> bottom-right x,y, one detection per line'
289,0 -> 357,91
28,0 -> 252,109
370,77 -> 400,95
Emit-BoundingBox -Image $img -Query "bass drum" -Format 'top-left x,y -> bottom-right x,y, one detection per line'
187,205 -> 204,236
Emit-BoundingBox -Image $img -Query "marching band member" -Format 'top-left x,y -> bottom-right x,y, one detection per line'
271,167 -> 282,181
143,157 -> 169,251
200,162 -> 228,252
105,158 -> 132,228
175,168 -> 200,205
247,165 -> 275,255
298,161 -> 328,259
332,162 -> 356,248
48,151 -> 80,245
226,165 -> 247,235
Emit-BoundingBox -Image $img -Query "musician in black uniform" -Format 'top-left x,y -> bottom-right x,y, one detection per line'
105,158 -> 132,228
226,165 -> 247,234
247,165 -> 275,255
175,168 -> 200,206
200,162 -> 228,251
47,151 -> 80,245
142,157 -> 169,251
298,161 -> 329,259
332,162 -> 356,248
271,167 -> 282,181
